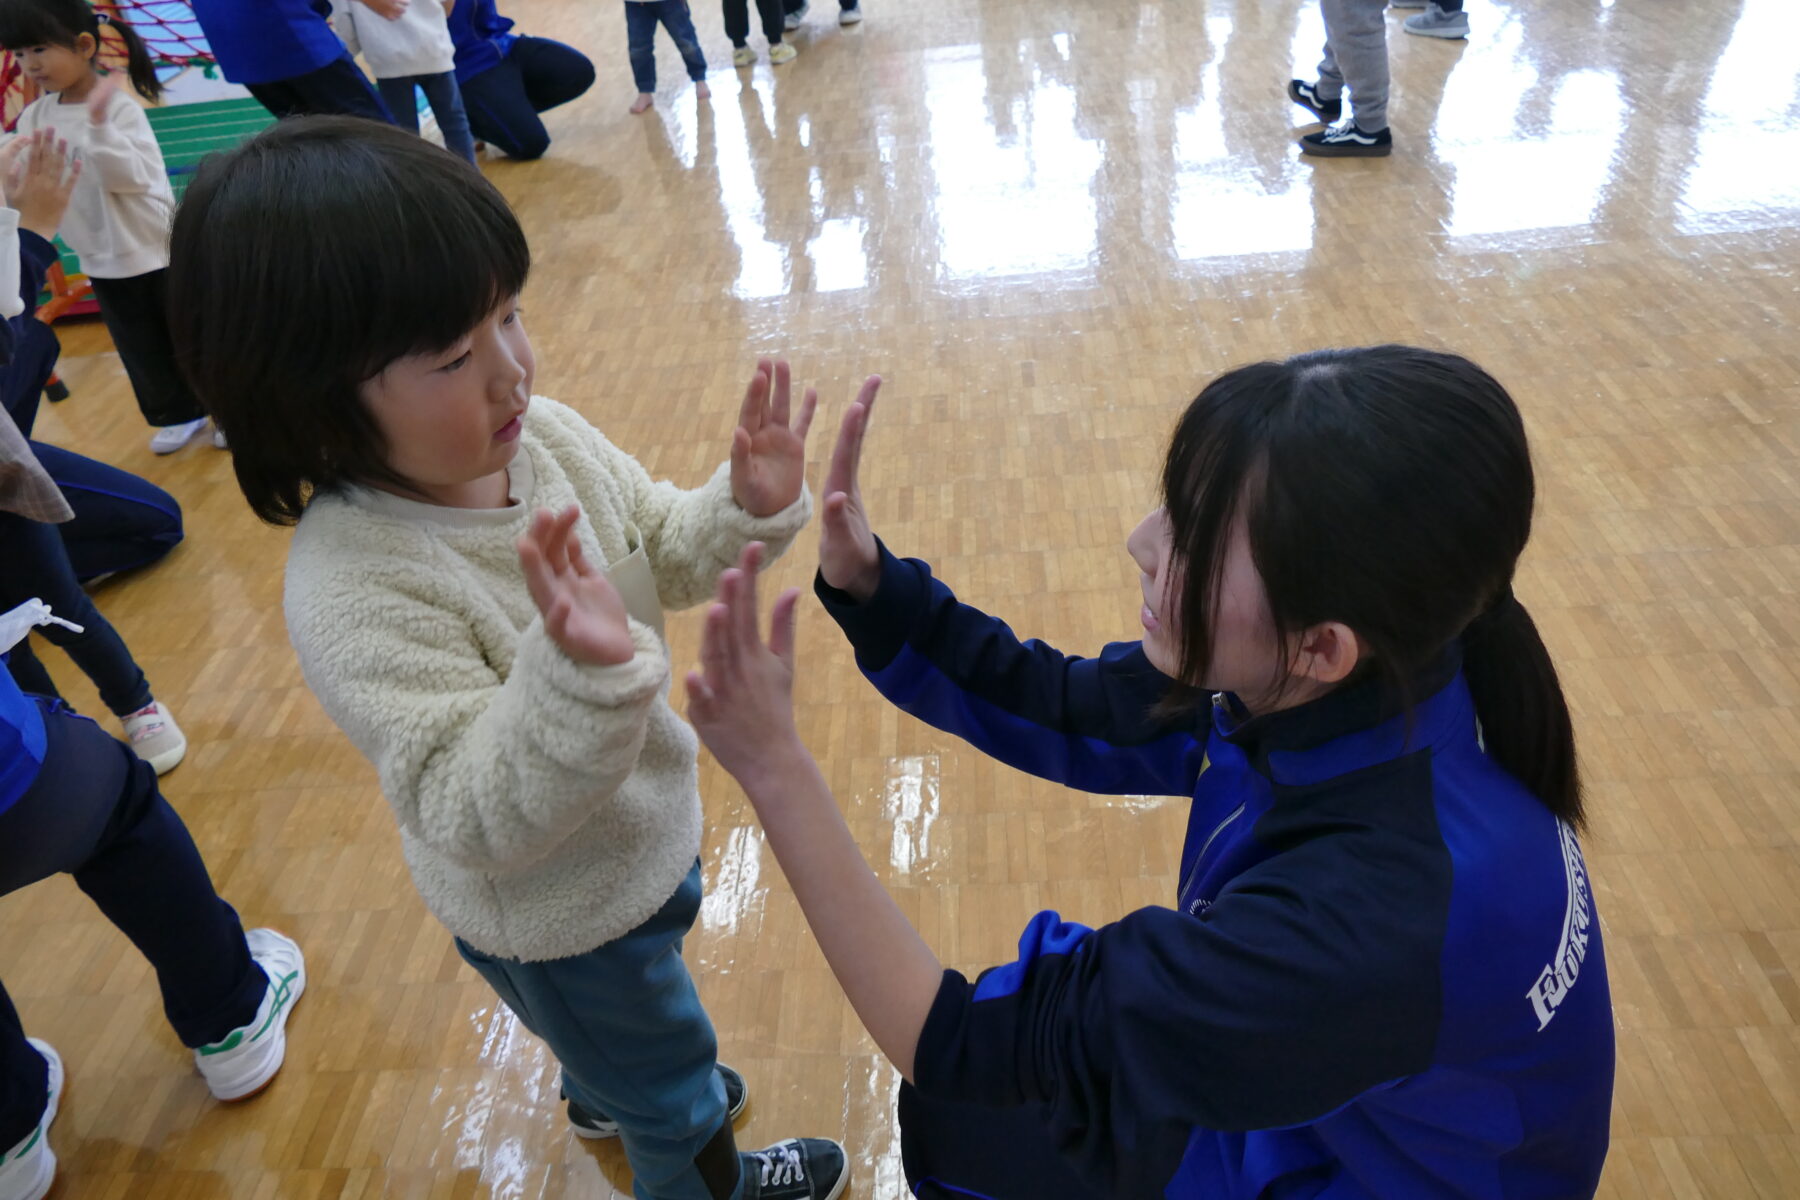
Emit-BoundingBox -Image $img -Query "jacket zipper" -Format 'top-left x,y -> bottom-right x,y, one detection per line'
1177,802 -> 1246,913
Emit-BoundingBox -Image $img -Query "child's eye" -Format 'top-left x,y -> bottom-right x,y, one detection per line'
440,351 -> 472,373
503,309 -> 521,326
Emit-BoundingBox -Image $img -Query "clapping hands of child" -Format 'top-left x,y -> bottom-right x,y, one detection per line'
518,506 -> 637,667
729,359 -> 818,518
817,375 -> 883,601
0,131 -> 80,240
688,379 -> 884,790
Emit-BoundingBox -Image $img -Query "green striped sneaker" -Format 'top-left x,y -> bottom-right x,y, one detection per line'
194,929 -> 306,1101
0,1040 -> 62,1200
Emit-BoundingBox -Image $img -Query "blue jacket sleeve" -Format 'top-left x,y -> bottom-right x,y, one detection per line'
910,788 -> 1449,1194
814,543 -> 1205,797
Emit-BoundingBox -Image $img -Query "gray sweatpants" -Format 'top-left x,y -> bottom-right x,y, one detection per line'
1315,0 -> 1390,132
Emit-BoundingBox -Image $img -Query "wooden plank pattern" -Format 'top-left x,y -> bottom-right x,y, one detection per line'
9,0 -> 1799,1195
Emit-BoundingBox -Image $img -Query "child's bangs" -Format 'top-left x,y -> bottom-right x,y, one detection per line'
360,204 -> 532,375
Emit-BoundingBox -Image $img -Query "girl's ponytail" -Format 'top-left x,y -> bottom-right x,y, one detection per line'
99,9 -> 162,102
1461,587 -> 1585,829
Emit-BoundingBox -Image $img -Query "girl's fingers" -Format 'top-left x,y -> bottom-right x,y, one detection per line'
735,545 -> 764,650
769,587 -> 802,665
684,670 -> 714,711
822,403 -> 862,498
738,360 -> 770,435
518,535 -> 553,612
846,379 -> 881,489
771,360 -> 792,428
703,598 -> 737,678
794,386 -> 819,442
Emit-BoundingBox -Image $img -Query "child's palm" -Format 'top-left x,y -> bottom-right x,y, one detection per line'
519,507 -> 636,666
730,359 -> 817,517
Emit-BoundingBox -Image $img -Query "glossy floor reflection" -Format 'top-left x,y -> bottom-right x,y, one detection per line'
8,0 -> 1800,1196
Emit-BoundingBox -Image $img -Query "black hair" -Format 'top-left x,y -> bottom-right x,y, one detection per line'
1160,345 -> 1583,828
0,0 -> 163,101
166,116 -> 529,525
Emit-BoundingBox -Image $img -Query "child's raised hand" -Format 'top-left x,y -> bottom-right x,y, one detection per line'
729,358 -> 818,518
518,506 -> 636,666
685,543 -> 807,787
818,375 -> 883,602
85,78 -> 117,125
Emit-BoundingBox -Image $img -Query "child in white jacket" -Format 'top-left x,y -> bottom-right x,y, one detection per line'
331,0 -> 476,163
166,119 -> 850,1200
0,0 -> 214,454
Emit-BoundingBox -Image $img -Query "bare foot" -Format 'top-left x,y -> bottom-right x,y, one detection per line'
630,93 -> 653,114
696,81 -> 711,100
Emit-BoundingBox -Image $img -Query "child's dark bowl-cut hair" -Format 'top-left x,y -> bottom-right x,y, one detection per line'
168,116 -> 530,525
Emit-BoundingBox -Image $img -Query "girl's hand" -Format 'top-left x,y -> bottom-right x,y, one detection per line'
685,543 -> 809,789
85,78 -> 116,125
729,358 -> 818,518
818,376 -> 883,602
518,506 -> 636,666
360,0 -> 412,18
3,133 -> 81,240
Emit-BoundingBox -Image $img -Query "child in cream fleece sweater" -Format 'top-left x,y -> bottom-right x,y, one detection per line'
166,119 -> 851,1200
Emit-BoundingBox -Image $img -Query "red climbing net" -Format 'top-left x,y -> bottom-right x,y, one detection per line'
2,2 -> 215,130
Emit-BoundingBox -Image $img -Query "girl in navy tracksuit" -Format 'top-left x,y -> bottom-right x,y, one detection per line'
682,346 -> 1615,1199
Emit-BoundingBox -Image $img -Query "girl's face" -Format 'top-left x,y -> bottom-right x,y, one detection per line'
14,35 -> 96,95
360,298 -> 536,509
1127,506 -> 1289,706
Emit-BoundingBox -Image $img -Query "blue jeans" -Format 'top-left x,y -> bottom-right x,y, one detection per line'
456,862 -> 733,1200
378,71 -> 478,164
459,36 -> 596,160
626,1 -> 709,94
0,698 -> 263,1149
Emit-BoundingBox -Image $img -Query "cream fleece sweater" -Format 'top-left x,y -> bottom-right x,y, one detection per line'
284,397 -> 811,962
12,89 -> 174,280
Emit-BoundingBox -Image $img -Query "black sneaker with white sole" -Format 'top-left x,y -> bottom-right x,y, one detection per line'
740,1138 -> 849,1200
565,1062 -> 748,1140
1300,119 -> 1393,157
1287,78 -> 1342,123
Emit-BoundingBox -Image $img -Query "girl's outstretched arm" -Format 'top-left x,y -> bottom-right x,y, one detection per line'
686,544 -> 941,1079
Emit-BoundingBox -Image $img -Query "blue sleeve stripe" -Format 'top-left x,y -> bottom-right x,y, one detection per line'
972,910 -> 1096,1002
869,644 -> 1202,796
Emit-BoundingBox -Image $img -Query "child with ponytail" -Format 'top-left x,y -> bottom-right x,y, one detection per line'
685,345 -> 1616,1199
0,0 -> 214,454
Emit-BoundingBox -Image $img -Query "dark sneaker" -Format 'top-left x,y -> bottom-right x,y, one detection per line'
1287,78 -> 1342,123
741,1138 -> 848,1200
566,1063 -> 748,1140
1300,120 -> 1394,157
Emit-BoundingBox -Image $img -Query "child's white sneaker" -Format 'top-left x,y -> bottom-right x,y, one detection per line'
149,417 -> 210,455
769,42 -> 797,64
122,701 -> 187,775
732,44 -> 756,66
839,4 -> 862,23
783,0 -> 809,30
193,929 -> 306,1101
0,1040 -> 62,1200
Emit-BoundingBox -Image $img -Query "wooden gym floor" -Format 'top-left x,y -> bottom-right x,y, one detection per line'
7,0 -> 1799,1195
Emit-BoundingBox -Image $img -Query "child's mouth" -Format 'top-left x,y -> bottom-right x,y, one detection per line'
494,416 -> 522,442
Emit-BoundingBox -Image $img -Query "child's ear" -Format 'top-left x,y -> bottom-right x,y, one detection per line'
1292,621 -> 1361,687
75,32 -> 97,60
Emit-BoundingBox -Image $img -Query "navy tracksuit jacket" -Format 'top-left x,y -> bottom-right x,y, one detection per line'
817,545 -> 1614,1199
